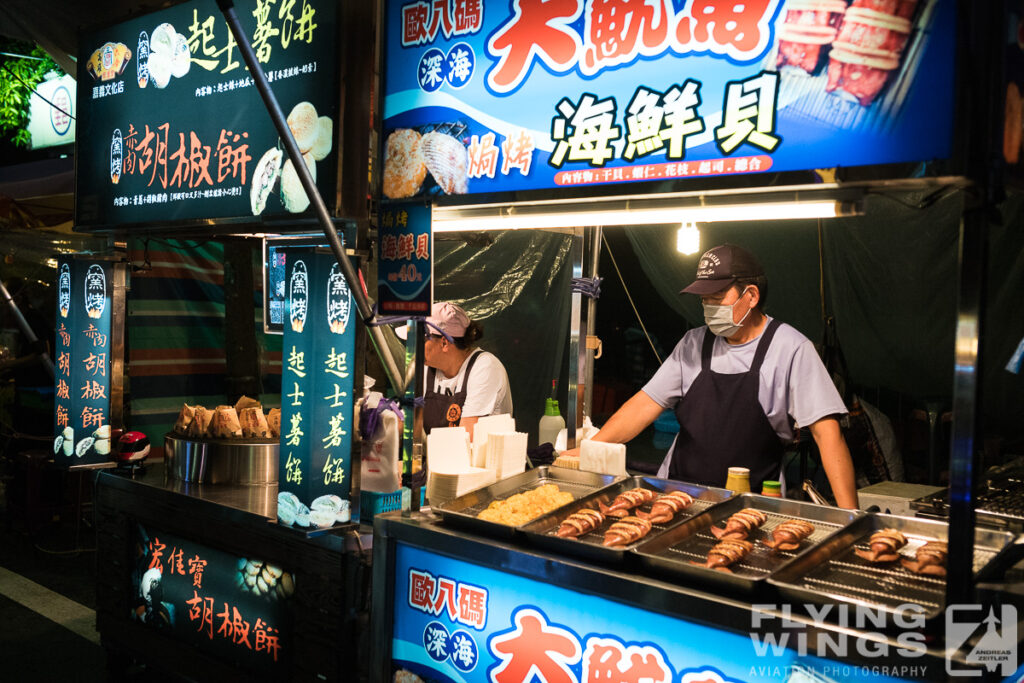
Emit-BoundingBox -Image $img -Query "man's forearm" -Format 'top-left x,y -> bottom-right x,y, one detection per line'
592,391 -> 665,445
809,417 -> 859,509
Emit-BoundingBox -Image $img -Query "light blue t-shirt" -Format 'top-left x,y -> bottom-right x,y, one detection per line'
643,317 -> 847,478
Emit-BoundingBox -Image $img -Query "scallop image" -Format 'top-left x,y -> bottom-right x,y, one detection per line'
382,129 -> 427,199
250,148 -> 283,215
311,117 -> 333,161
280,153 -> 316,213
286,101 -> 319,154
421,131 -> 468,195
76,437 -> 95,458
170,32 -> 190,78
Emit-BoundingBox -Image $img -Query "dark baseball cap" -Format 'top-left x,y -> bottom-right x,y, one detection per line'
680,244 -> 765,296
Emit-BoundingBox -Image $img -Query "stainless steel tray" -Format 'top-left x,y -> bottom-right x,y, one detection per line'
520,477 -> 732,565
435,466 -> 625,539
768,513 -> 1019,620
633,494 -> 863,594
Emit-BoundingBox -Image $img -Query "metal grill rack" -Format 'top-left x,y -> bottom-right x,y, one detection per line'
769,514 -> 1016,621
521,477 -> 732,564
635,494 -> 863,594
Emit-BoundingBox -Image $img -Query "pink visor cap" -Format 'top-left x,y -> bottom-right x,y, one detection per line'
426,302 -> 470,338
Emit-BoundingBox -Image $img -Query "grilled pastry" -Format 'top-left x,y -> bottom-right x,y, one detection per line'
602,516 -> 653,547
636,490 -> 695,524
855,528 -> 907,562
692,539 -> 754,573
710,508 -> 768,540
900,540 -> 948,577
382,129 -> 427,199
421,131 -> 468,195
761,519 -> 815,552
555,508 -> 605,539
598,488 -> 657,518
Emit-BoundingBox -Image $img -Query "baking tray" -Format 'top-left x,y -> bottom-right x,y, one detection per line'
519,477 -> 732,565
633,494 -> 863,594
435,466 -> 625,539
768,513 -> 1021,621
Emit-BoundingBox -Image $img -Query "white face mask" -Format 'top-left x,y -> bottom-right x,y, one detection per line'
703,287 -> 752,337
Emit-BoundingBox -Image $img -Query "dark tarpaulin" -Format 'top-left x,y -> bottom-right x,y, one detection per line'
433,230 -> 573,447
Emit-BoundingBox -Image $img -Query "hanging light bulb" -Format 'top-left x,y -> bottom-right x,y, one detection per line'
676,222 -> 700,255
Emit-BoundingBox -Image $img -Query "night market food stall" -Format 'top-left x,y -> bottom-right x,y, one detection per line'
369,0 -> 1024,682
64,0 -> 387,680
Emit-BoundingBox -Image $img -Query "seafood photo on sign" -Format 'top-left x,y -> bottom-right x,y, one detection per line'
381,123 -> 469,199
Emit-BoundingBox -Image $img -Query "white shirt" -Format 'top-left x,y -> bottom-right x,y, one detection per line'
431,349 -> 513,418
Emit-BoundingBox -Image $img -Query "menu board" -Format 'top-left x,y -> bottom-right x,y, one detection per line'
132,524 -> 291,673
277,249 -> 357,525
75,0 -> 338,229
381,0 -> 956,200
53,257 -> 122,466
378,203 -> 433,315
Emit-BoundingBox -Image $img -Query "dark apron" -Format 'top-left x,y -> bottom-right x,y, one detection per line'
423,351 -> 483,433
668,319 -> 784,494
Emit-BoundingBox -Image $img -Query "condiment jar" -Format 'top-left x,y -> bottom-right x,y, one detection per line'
761,480 -> 782,497
725,466 -> 751,494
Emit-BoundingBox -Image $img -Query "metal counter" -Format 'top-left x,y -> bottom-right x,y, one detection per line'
371,510 -> 1024,683
94,465 -> 371,683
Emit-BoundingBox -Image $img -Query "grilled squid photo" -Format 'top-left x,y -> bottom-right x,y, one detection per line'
598,488 -> 657,518
710,508 -> 768,540
635,490 -> 695,524
855,528 -> 907,563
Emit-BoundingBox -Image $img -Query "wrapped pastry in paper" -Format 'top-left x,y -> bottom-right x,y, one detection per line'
173,403 -> 195,434
212,405 -> 243,438
187,406 -> 214,438
267,408 -> 281,438
240,406 -> 271,438
234,395 -> 261,415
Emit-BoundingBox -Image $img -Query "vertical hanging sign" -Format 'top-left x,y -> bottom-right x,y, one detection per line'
277,249 -> 357,528
53,257 -> 116,465
378,203 -> 432,314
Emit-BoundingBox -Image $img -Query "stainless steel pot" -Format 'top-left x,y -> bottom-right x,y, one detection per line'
164,433 -> 278,485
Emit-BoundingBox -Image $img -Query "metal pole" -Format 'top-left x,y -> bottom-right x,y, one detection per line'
0,279 -> 54,379
566,228 -> 584,448
215,0 -> 406,396
582,226 -> 602,421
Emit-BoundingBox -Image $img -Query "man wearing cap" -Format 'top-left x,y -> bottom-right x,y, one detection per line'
422,302 -> 513,436
579,244 -> 857,508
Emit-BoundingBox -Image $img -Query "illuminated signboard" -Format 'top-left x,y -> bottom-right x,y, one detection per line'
277,249 -> 357,526
378,203 -> 432,315
53,257 -> 123,465
75,0 -> 338,229
381,0 -> 955,200
132,524 -> 291,673
28,74 -> 76,150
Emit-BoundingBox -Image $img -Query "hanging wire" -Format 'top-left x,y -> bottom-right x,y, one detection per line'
601,234 -> 662,365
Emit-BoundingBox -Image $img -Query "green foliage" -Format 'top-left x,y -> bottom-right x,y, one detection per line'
0,40 -> 64,148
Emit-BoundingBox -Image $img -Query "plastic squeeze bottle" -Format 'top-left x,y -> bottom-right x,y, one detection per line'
538,398 -> 566,447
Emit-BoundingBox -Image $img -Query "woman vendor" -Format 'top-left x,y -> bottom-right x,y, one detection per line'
422,302 -> 513,436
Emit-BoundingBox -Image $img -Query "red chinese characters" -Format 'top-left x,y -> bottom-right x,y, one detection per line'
408,569 -> 489,629
582,637 -> 672,683
490,609 -> 581,683
485,0 -> 779,92
122,123 -> 251,191
402,0 -> 483,46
